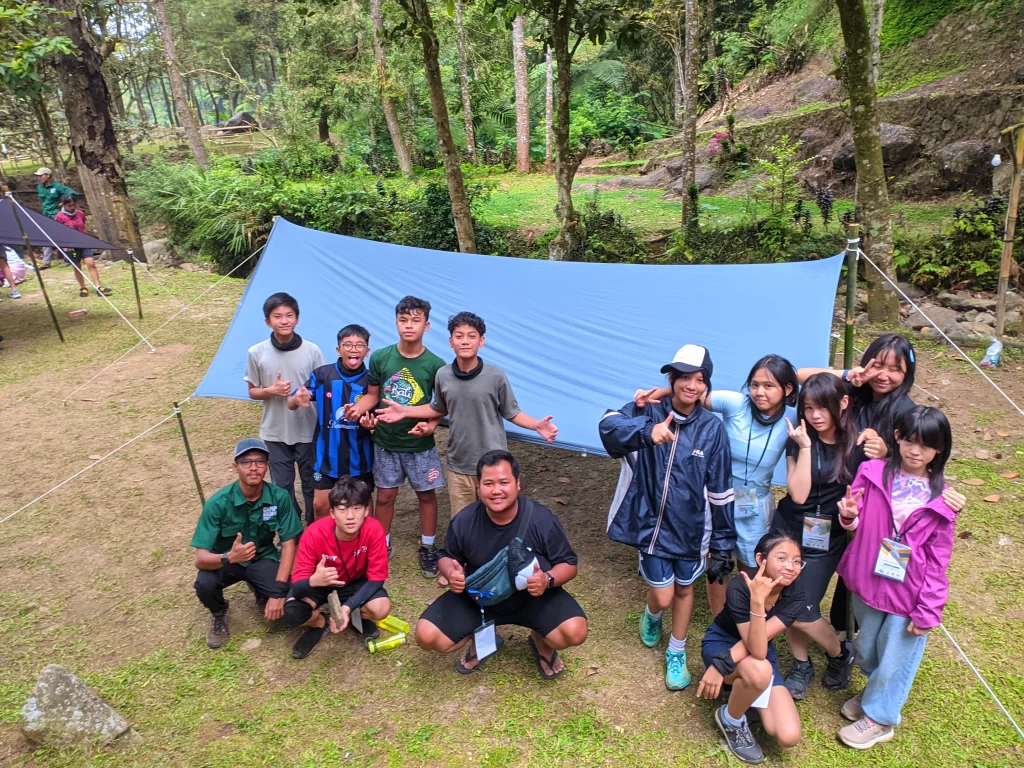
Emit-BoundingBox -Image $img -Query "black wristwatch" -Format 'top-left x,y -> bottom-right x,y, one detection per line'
220,553 -> 230,568
546,572 -> 555,590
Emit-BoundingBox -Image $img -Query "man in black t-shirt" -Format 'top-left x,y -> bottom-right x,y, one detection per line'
414,450 -> 588,679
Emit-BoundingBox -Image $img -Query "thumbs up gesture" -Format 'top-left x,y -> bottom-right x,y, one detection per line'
268,371 -> 292,398
526,561 -> 548,597
651,413 -> 676,445
229,532 -> 256,564
447,560 -> 466,593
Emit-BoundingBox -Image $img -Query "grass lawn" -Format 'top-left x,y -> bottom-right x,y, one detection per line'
0,258 -> 1020,767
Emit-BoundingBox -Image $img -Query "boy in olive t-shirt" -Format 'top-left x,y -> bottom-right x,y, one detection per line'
346,296 -> 446,579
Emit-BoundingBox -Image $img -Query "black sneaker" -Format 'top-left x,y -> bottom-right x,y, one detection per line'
715,705 -> 765,764
784,658 -> 814,701
349,617 -> 381,642
419,545 -> 439,578
822,640 -> 856,690
291,622 -> 328,659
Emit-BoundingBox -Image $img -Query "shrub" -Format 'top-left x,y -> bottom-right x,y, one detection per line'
537,189 -> 651,263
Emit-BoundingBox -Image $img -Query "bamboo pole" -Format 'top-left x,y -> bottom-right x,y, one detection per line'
844,223 -> 861,369
996,123 -> 1024,337
174,401 -> 205,505
128,250 -> 143,319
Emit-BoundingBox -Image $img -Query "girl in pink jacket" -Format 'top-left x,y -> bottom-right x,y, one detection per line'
833,405 -> 957,750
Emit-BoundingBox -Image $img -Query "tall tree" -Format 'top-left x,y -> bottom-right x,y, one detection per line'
868,0 -> 883,87
396,0 -> 476,253
48,0 -> 145,257
151,0 -> 210,169
545,44 -> 553,172
679,0 -> 698,227
837,0 -> 898,322
370,0 -> 413,176
512,14 -> 530,173
454,1 -> 477,163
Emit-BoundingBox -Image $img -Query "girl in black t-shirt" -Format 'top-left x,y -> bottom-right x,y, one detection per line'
698,531 -> 804,764
773,374 -> 859,700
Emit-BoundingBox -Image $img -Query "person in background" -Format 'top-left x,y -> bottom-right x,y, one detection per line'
54,195 -> 112,297
33,167 -> 76,268
600,344 -> 735,692
833,406 -> 958,750
190,439 -> 303,649
0,248 -> 21,299
246,292 -> 324,523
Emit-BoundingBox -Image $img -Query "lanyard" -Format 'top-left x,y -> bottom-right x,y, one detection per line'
334,528 -> 363,583
812,441 -> 824,514
467,589 -> 493,627
743,418 -> 776,486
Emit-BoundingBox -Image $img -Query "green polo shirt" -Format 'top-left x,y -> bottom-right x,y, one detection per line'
37,181 -> 77,218
190,481 -> 303,567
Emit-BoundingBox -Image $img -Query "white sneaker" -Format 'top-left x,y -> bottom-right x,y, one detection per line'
841,694 -> 864,722
838,716 -> 894,750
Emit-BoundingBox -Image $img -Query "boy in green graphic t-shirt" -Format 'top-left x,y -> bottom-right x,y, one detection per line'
347,296 -> 446,579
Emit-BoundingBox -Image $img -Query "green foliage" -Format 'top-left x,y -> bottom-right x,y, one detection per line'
880,0 -> 970,50
752,135 -> 806,221
574,91 -> 652,148
665,221 -> 839,265
0,2 -> 73,97
536,188 -> 651,263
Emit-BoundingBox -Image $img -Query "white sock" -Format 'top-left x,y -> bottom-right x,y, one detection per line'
385,534 -> 391,547
668,634 -> 687,653
646,605 -> 663,621
720,704 -> 746,728
421,534 -> 435,547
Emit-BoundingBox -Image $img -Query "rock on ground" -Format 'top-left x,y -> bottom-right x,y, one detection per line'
141,238 -> 183,268
901,305 -> 960,332
21,664 -> 141,749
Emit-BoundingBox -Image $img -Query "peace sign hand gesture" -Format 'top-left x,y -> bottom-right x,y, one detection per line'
847,360 -> 883,388
785,417 -> 812,449
650,413 -> 676,445
837,486 -> 864,521
741,559 -> 781,611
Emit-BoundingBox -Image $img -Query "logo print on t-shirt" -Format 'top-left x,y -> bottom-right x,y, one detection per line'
384,367 -> 425,405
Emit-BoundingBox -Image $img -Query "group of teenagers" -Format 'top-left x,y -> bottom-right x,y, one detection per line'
188,290 -> 966,764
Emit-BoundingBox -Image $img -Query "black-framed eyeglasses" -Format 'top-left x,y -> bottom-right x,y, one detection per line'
237,458 -> 268,467
341,343 -> 367,351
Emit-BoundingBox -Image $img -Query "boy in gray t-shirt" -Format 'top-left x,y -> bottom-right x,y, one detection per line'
374,312 -> 558,516
245,293 -> 324,522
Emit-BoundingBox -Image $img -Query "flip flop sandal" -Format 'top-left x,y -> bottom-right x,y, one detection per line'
528,635 -> 563,680
455,633 -> 505,675
79,288 -> 89,298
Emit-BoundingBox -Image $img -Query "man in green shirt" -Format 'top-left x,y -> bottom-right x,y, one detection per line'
191,438 -> 303,648
34,167 -> 77,268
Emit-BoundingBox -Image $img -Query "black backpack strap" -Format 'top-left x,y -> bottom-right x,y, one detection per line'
514,497 -> 535,541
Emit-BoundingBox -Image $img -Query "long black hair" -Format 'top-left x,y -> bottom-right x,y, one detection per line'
744,354 -> 799,422
851,333 -> 916,434
883,406 -> 952,499
799,373 -> 857,485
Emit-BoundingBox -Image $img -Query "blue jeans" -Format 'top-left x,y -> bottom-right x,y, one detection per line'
853,595 -> 928,727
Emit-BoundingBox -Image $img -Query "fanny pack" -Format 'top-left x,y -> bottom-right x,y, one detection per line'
464,499 -> 536,607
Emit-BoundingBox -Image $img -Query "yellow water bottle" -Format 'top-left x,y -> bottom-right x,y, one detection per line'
376,615 -> 411,635
367,632 -> 407,654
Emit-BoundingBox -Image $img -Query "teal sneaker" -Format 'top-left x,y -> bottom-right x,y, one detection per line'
665,648 -> 691,690
639,609 -> 662,648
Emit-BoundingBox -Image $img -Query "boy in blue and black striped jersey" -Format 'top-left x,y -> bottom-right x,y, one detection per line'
288,325 -> 376,520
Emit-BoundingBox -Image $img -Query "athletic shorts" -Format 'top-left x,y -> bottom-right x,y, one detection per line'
373,445 -> 445,492
68,248 -> 93,264
638,552 -> 707,588
701,622 -> 785,688
419,587 -> 586,643
313,471 -> 375,493
791,542 -> 846,623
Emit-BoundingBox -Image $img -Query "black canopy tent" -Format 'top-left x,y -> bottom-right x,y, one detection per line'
0,195 -> 130,343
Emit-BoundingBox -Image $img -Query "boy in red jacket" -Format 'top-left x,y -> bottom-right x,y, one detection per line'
54,195 -> 112,297
283,476 -> 390,659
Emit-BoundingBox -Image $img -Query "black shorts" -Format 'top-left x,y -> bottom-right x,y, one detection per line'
288,578 -> 388,607
419,588 -> 586,643
313,471 -> 375,492
793,540 -> 846,622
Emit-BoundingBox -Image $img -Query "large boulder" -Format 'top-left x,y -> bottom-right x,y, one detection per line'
793,75 -> 838,105
829,124 -> 920,174
797,128 -> 832,160
900,305 -> 960,332
937,291 -> 996,312
935,140 -> 993,193
223,111 -> 257,129
663,165 -> 723,198
140,238 -> 182,268
21,665 -> 141,749
597,167 -> 674,190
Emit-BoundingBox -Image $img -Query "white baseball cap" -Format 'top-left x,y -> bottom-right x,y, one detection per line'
33,167 -> 52,176
661,344 -> 714,378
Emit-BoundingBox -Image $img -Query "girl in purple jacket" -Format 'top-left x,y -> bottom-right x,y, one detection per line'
834,405 -> 957,750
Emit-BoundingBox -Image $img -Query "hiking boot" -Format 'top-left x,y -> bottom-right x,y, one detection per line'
206,602 -> 230,649
784,658 -> 814,701
665,648 -> 691,690
823,640 -> 856,690
639,609 -> 662,648
841,694 -> 865,722
291,621 -> 328,659
349,616 -> 380,642
419,545 -> 439,578
838,715 -> 894,750
715,705 -> 765,764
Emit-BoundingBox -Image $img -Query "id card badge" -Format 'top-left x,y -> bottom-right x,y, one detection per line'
474,620 -> 498,660
874,537 -> 912,582
735,488 -> 758,522
802,515 -> 832,551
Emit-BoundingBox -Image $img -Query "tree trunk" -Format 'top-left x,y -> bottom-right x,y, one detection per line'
454,1 -> 478,164
548,11 -> 581,261
680,0 -> 699,228
31,95 -> 66,179
545,45 -> 553,173
145,79 -> 160,126
367,92 -> 376,145
203,79 -> 218,122
837,0 -> 898,322
512,15 -> 531,173
152,0 -> 209,169
159,76 -> 177,126
318,101 -> 331,142
371,0 -> 413,177
187,79 -> 204,125
131,77 -> 150,126
869,0 -> 884,88
399,0 -> 476,253
267,53 -> 278,85
671,37 -> 684,127
48,0 -> 144,259
107,74 -> 127,120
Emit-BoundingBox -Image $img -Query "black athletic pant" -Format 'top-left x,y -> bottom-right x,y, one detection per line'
194,559 -> 285,614
267,440 -> 315,524
830,575 -> 858,633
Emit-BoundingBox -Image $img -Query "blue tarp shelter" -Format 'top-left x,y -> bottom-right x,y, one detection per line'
195,217 -> 844,467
